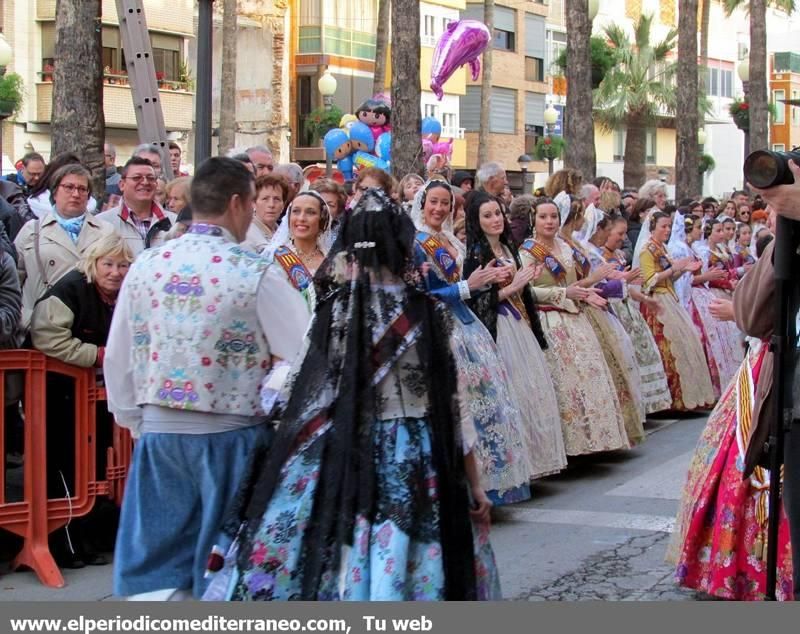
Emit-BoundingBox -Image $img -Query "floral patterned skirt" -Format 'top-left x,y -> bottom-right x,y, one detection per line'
451,317 -> 533,504
538,308 -> 630,456
691,287 -> 743,396
669,345 -> 793,600
610,297 -> 672,414
203,417 -> 502,601
640,293 -> 716,411
583,306 -> 646,447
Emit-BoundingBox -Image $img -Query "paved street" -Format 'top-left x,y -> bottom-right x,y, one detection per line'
0,414 -> 705,601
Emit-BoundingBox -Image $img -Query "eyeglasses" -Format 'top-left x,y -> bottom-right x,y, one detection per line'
124,175 -> 158,184
59,184 -> 90,195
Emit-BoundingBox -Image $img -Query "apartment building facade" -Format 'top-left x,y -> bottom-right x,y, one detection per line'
770,51 -> 800,153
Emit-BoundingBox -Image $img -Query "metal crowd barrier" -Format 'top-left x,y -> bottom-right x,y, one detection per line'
0,350 -> 133,588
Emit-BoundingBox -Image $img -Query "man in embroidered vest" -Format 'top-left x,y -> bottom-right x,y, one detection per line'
97,157 -> 176,257
104,157 -> 310,600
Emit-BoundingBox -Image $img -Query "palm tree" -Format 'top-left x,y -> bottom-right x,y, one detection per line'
477,0 -> 493,166
51,0 -> 105,195
723,0 -> 797,154
218,0 -> 238,155
564,0 -> 597,181
390,0 -> 422,177
594,13 -> 677,189
373,0 -> 390,96
675,0 -> 700,201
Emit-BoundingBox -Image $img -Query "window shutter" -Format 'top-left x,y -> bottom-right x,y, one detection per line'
494,6 -> 516,32
525,91 -> 545,126
490,87 -> 516,133
460,86 -> 481,131
462,3 -> 483,21
525,14 -> 546,59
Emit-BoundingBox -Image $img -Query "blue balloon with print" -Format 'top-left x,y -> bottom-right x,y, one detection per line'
354,150 -> 389,172
348,121 -> 375,153
338,154 -> 355,180
421,116 -> 442,142
375,132 -> 392,162
323,128 -> 352,162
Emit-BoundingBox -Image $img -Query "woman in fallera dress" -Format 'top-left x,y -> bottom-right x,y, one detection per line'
410,179 -> 534,504
636,211 -> 715,411
265,191 -> 332,313
565,202 -> 646,447
203,189 -> 501,601
693,219 -> 744,391
668,214 -> 733,398
669,237 -> 792,600
519,197 -> 630,456
602,215 -> 672,415
463,192 -> 567,479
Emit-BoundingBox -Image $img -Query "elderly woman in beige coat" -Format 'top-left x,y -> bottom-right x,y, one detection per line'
14,164 -> 115,328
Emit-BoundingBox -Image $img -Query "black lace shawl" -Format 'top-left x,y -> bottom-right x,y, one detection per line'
230,191 -> 478,600
462,242 -> 548,350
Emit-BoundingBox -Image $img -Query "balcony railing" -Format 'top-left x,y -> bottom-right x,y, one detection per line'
34,81 -> 193,131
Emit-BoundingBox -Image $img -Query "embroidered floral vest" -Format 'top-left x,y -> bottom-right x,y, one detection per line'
123,226 -> 272,417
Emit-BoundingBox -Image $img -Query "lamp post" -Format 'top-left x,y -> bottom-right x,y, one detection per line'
737,58 -> 750,165
318,68 -> 338,177
517,153 -> 532,195
0,32 -> 13,177
195,0 -> 214,166
543,104 -> 559,176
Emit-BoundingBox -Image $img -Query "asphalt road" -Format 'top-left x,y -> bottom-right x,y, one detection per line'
0,414 -> 705,601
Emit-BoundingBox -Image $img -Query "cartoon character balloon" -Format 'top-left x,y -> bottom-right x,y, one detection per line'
430,20 -> 491,101
348,121 -> 376,153
339,113 -> 358,131
375,132 -> 392,164
356,97 -> 392,142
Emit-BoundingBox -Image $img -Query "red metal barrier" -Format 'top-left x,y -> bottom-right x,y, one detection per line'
0,350 -> 133,588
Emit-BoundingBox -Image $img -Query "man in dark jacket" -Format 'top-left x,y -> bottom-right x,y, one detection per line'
5,153 -> 45,196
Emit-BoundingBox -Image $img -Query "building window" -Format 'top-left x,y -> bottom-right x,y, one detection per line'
773,144 -> 786,152
424,103 -> 440,119
613,128 -> 657,163
525,124 -> 544,155
492,6 -> 516,52
525,57 -> 545,82
706,67 -> 733,98
546,30 -> 567,75
774,89 -> 786,124
460,86 -> 481,131
490,87 -> 517,134
423,15 -> 436,38
493,29 -> 515,51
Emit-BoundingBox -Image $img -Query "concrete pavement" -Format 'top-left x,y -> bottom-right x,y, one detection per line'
0,414 -> 705,601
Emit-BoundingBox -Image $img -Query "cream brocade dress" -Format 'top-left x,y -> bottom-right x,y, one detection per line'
520,237 -> 630,456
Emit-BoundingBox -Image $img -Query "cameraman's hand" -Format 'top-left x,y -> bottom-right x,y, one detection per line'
749,159 -> 800,221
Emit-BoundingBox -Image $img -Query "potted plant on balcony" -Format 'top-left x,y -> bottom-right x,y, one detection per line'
41,64 -> 54,82
178,61 -> 194,92
303,105 -> 344,145
533,135 -> 566,162
156,71 -> 167,89
0,72 -> 25,118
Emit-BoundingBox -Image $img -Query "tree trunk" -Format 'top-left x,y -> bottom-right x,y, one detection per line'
373,0 -> 390,96
699,0 -> 711,94
623,111 -> 647,189
748,0 -> 769,153
218,0 -> 238,155
390,0 -> 422,177
51,0 -> 105,197
564,0 -> 596,181
477,0 -> 493,166
675,0 -> 700,201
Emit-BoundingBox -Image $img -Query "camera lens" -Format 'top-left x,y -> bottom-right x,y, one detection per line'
743,150 -> 781,189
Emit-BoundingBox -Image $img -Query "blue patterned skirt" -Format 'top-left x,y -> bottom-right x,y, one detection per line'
203,417 -> 501,601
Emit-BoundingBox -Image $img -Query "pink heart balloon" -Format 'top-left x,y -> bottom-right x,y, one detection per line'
430,20 -> 491,101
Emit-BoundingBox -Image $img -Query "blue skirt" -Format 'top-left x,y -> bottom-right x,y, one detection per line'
203,417 -> 502,601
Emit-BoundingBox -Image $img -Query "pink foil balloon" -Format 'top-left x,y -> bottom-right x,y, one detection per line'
430,20 -> 491,101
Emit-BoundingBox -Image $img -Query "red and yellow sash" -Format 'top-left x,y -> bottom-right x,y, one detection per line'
274,246 -> 313,292
416,231 -> 460,284
520,238 -> 567,284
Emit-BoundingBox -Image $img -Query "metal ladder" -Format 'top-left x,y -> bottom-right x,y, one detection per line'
114,0 -> 174,179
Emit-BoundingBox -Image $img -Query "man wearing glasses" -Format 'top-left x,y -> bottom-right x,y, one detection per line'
97,157 -> 176,257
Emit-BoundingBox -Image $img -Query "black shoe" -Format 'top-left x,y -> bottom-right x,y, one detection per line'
54,551 -> 86,570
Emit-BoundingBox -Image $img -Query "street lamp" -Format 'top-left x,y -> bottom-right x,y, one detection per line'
697,127 -> 707,147
0,31 -> 14,178
318,68 -> 338,176
588,0 -> 600,21
517,153 -> 532,194
543,104 -> 559,176
737,58 -> 750,163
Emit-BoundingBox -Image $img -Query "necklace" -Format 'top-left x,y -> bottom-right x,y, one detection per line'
292,240 -> 321,266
